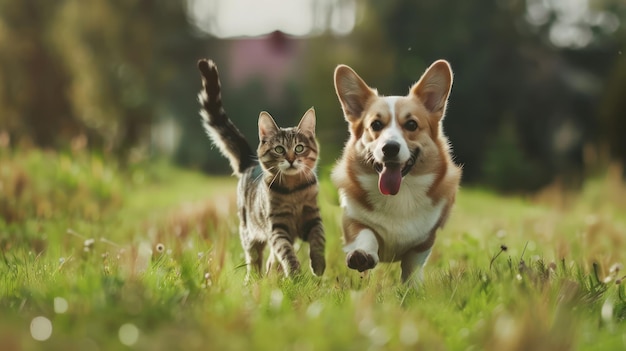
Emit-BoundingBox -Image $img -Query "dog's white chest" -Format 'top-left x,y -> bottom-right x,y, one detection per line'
340,174 -> 446,261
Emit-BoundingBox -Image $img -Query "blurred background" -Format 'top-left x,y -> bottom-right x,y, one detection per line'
0,0 -> 624,192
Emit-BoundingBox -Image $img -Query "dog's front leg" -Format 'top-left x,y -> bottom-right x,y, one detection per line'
343,228 -> 379,272
400,248 -> 432,286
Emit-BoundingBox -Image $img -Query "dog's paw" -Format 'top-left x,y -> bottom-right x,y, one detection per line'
346,250 -> 377,272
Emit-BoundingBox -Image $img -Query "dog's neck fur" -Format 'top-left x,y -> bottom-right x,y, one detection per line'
331,60 -> 462,286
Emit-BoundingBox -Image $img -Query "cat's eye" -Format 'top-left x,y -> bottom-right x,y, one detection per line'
371,120 -> 384,132
294,144 -> 305,154
404,120 -> 418,131
274,145 -> 285,154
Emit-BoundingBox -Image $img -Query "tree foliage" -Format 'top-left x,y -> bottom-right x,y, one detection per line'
0,0 -> 624,190
0,0 -> 202,157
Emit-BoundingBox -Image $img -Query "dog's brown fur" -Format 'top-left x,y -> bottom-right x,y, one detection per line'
332,60 -> 461,284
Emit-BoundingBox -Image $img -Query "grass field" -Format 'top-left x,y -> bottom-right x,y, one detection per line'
1,149 -> 625,350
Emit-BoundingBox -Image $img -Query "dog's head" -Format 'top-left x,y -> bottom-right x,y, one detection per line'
334,60 -> 453,196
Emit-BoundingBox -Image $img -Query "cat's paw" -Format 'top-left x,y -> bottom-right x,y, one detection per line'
310,257 -> 326,276
284,260 -> 302,278
243,273 -> 259,286
346,250 -> 377,272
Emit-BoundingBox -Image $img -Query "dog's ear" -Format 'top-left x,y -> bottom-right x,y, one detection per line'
410,60 -> 453,118
334,65 -> 377,122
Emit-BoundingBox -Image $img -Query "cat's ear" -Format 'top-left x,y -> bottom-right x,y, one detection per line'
334,65 -> 377,122
297,107 -> 316,136
258,111 -> 279,142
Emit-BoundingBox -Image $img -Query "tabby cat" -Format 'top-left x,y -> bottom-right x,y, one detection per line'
197,59 -> 325,280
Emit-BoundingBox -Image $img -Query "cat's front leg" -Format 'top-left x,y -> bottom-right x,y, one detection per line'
242,238 -> 266,282
265,251 -> 276,274
265,251 -> 285,275
305,220 -> 326,276
269,230 -> 301,277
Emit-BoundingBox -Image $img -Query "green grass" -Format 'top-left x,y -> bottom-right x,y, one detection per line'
1,149 -> 625,350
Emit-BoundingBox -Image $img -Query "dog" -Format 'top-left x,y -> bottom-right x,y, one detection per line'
331,60 -> 461,285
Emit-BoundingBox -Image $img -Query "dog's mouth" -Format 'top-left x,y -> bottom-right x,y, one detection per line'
373,149 -> 419,196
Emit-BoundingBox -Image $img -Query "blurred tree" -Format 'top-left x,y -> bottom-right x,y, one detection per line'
180,0 -> 625,190
342,0 -> 625,190
1,0 -> 624,190
52,0 -> 202,158
175,36 -> 306,173
599,55 -> 626,169
596,0 -> 626,172
301,4 -> 397,167
370,0 -> 551,188
518,0 -> 626,184
0,0 -> 202,159
0,0 -> 78,147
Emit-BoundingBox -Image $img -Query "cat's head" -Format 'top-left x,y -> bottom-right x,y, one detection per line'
257,108 -> 318,178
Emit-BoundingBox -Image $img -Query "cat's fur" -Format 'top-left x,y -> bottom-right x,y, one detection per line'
197,59 -> 325,280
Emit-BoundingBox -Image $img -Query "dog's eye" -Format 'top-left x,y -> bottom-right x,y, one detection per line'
274,145 -> 285,154
404,120 -> 418,131
294,144 -> 305,154
370,120 -> 384,132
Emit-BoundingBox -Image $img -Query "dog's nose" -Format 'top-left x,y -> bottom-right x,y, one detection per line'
382,142 -> 400,158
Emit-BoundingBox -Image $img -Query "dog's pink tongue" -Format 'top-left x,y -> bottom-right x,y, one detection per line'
378,164 -> 402,195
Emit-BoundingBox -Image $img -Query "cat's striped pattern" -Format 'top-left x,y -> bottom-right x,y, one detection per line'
197,59 -> 325,280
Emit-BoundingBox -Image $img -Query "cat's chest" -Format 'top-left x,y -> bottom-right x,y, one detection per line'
241,180 -> 309,218
239,167 -> 318,232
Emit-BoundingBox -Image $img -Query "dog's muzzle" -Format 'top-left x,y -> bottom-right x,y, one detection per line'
374,147 -> 420,176
374,148 -> 420,195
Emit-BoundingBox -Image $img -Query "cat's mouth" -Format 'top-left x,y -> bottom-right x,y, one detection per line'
281,164 -> 301,175
372,149 -> 419,195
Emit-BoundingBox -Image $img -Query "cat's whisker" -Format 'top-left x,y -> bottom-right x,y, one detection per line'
302,165 -> 316,183
256,165 -> 276,182
253,172 -> 264,183
301,168 -> 314,183
268,170 -> 281,189
278,170 -> 285,185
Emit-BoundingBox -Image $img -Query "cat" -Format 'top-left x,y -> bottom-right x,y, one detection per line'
197,59 -> 325,281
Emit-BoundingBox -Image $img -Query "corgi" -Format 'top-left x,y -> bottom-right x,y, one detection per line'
331,60 -> 462,285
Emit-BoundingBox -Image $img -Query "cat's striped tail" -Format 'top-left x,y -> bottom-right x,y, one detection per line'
198,59 -> 255,176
